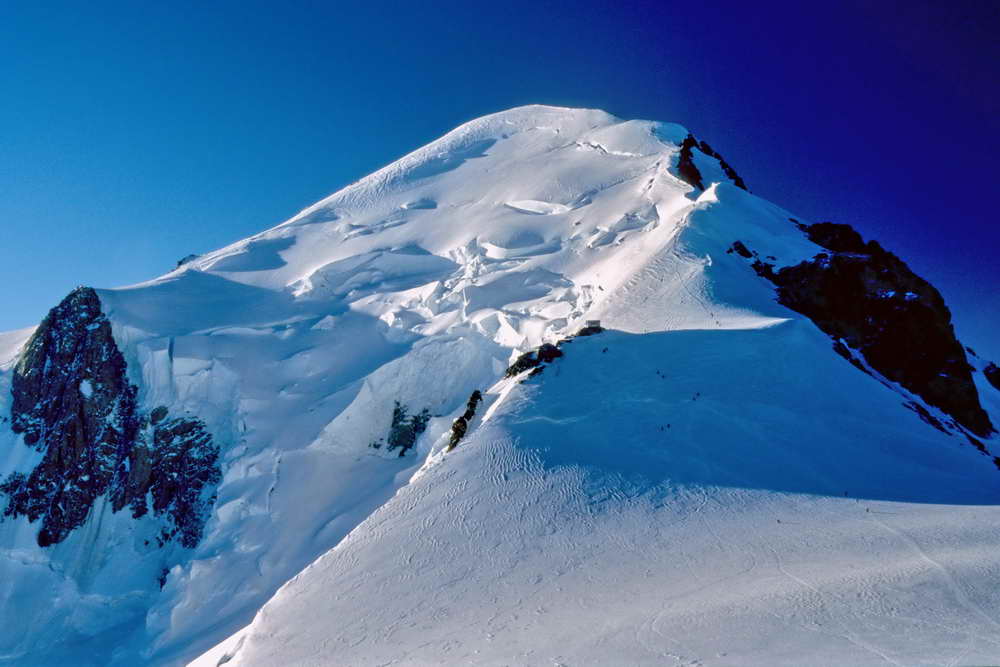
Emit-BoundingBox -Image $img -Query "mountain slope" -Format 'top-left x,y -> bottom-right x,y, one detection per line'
208,326 -> 1000,666
0,105 -> 996,665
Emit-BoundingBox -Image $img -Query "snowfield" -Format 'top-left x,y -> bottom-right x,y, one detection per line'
206,329 -> 1000,666
0,105 -> 997,666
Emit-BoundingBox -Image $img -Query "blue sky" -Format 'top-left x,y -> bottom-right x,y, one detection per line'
2,1 -> 998,356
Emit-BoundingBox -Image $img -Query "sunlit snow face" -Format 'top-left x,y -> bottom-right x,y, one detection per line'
166,106 -> 785,354
8,106 -> 997,667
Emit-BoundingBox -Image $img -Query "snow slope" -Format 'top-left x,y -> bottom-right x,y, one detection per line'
211,327 -> 1000,666
0,105 -> 997,665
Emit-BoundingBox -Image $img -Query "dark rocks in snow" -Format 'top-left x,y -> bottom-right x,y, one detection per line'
575,325 -> 605,337
750,258 -> 777,281
504,343 -> 563,378
696,140 -> 748,191
447,390 -> 483,452
832,340 -> 871,376
502,331 -> 601,385
175,254 -> 200,268
904,401 -> 948,434
0,287 -> 220,548
10,287 -> 136,452
537,344 -> 563,363
797,221 -> 869,253
371,402 -> 430,457
739,223 -> 993,438
3,287 -> 140,547
113,413 -> 221,548
966,433 -> 988,454
504,354 -> 535,376
984,363 -> 1000,392
729,241 -> 754,259
448,418 -> 468,450
674,134 -> 748,192
675,135 -> 705,191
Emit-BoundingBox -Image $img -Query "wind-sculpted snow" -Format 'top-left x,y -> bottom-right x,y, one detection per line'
210,329 -> 1000,667
0,105 -> 997,666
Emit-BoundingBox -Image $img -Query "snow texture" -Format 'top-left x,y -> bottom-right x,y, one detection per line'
0,105 -> 996,666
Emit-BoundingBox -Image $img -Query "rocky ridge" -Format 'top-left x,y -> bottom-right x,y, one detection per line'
734,222 -> 994,440
0,287 -> 220,548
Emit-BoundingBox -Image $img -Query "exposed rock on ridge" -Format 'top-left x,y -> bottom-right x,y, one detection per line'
504,343 -> 563,378
447,390 -> 483,452
1,287 -> 220,548
743,223 -> 994,438
675,134 -> 748,192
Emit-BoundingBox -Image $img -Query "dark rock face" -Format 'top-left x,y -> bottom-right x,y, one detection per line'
904,401 -> 947,434
674,134 -> 748,192
10,287 -> 137,452
676,135 -> 705,191
504,343 -> 563,378
742,224 -> 994,438
1,287 -> 220,548
696,140 -> 748,191
370,401 -> 431,457
447,390 -> 483,452
728,241 -> 754,259
574,325 -> 605,337
112,414 -> 220,548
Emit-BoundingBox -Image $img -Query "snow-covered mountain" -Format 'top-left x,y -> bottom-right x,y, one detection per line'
1,105 -> 998,666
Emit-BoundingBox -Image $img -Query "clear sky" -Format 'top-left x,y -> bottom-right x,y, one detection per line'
2,1 -> 998,356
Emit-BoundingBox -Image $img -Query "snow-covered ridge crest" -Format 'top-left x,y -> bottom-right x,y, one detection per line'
284,105 -> 630,223
7,104 -> 753,665
2,104 -> 996,666
175,105 -> 694,305
186,106 -> 628,269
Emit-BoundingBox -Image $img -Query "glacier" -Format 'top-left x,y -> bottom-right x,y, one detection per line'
0,105 -> 997,666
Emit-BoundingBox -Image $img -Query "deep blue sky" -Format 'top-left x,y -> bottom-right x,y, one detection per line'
2,1 -> 998,356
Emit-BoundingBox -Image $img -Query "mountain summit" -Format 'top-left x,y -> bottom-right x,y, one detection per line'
1,106 -> 998,666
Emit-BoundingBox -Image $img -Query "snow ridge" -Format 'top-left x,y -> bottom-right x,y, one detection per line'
0,105 -> 996,666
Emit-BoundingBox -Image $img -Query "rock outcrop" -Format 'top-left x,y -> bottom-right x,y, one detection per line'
447,390 -> 483,452
676,135 -> 706,190
1,287 -> 220,548
573,324 -> 605,337
742,223 -> 993,438
675,134 -> 748,192
370,401 -> 431,457
695,139 -> 748,191
504,343 -> 563,378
